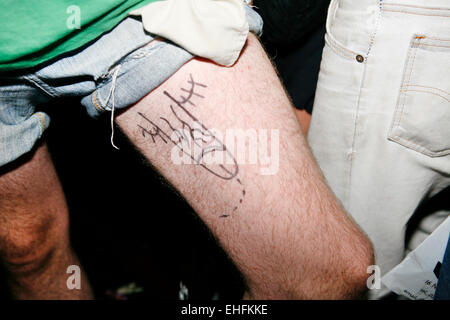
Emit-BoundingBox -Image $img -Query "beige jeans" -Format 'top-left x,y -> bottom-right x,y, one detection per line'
308,0 -> 450,298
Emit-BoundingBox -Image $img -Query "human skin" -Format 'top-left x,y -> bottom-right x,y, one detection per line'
295,109 -> 311,134
0,142 -> 93,299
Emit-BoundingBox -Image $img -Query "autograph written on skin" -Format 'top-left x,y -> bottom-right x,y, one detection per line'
137,74 -> 245,217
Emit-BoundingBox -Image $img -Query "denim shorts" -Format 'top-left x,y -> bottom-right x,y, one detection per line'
0,6 -> 262,167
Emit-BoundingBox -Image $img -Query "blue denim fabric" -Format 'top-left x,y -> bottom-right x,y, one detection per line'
0,6 -> 263,167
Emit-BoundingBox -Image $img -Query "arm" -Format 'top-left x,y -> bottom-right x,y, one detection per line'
116,34 -> 373,299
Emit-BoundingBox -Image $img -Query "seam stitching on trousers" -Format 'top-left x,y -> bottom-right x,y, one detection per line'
406,89 -> 450,102
419,43 -> 450,48
397,38 -> 420,129
391,37 -> 414,132
92,91 -> 105,112
383,9 -> 450,17
22,75 -> 57,98
423,37 -> 450,41
325,34 -> 359,60
366,0 -> 383,60
347,0 -> 384,206
35,112 -> 46,136
383,3 -> 450,11
390,135 -> 450,157
407,84 -> 450,95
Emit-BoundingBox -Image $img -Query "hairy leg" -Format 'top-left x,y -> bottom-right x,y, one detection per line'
0,142 -> 92,299
116,34 -> 373,299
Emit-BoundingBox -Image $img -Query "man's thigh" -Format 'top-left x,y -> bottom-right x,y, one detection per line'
116,33 -> 308,230
116,33 -> 372,298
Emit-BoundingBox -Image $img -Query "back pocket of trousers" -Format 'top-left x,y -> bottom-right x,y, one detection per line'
389,34 -> 450,157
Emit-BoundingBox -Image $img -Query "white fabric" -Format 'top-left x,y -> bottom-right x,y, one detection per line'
130,0 -> 249,67
308,0 -> 450,299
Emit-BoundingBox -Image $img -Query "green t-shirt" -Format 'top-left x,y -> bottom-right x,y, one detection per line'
0,0 -> 159,72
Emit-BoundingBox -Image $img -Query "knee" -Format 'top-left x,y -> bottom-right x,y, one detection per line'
0,205 -> 70,276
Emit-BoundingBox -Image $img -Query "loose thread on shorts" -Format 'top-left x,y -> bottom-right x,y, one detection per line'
104,65 -> 121,150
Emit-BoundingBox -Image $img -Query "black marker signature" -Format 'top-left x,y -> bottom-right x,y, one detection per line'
137,74 -> 246,217
138,74 -> 239,180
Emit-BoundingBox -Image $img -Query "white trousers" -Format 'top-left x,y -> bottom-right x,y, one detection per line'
308,0 -> 450,298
